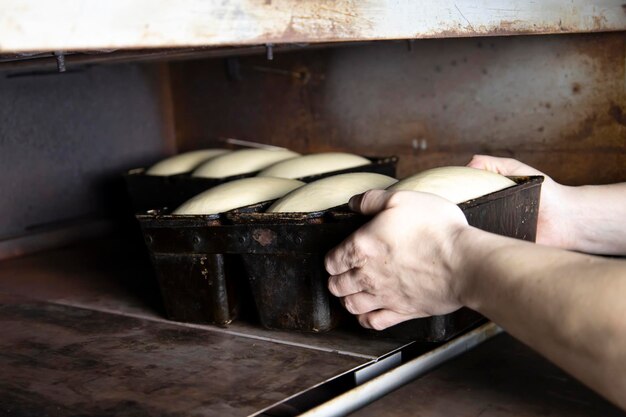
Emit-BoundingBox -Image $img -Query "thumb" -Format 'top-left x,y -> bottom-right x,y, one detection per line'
349,189 -> 396,215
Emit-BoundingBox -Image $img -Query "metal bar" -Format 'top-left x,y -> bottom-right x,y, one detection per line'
299,322 -> 503,417
224,138 -> 287,150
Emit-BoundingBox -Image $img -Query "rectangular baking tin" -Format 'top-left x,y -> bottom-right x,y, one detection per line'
138,176 -> 542,337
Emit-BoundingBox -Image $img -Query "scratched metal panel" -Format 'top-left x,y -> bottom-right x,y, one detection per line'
0,297 -> 365,417
0,1 -> 625,52
0,239 -> 408,359
171,32 -> 626,185
0,64 -> 173,242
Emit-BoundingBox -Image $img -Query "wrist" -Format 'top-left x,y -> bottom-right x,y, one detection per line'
447,225 -> 484,310
561,183 -> 626,255
551,183 -> 579,250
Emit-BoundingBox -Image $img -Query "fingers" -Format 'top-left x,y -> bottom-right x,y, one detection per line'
340,292 -> 381,315
466,154 -> 543,177
357,309 -> 417,331
325,236 -> 368,276
329,189 -> 412,275
328,269 -> 367,297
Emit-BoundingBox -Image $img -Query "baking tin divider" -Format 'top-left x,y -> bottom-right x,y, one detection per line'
125,155 -> 398,213
139,175 -> 543,337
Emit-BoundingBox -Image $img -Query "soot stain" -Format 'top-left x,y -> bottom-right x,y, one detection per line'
608,103 -> 626,126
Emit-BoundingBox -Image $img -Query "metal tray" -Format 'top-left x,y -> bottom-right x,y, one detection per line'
125,156 -> 398,213
138,176 -> 542,338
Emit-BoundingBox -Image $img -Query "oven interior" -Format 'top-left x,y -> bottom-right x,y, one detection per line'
0,31 -> 624,415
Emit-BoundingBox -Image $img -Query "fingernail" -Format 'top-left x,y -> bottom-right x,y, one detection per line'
349,193 -> 364,212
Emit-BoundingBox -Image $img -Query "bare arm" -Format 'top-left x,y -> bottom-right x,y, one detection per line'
456,226 -> 626,409
325,190 -> 626,410
467,155 -> 626,255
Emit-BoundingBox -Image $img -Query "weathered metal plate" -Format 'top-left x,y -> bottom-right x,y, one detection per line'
0,239 -> 410,358
0,297 -> 366,417
0,64 -> 174,258
172,32 -> 626,186
1,1 -> 625,52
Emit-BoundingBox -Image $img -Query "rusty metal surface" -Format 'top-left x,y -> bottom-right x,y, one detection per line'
1,1 -> 625,52
351,333 -> 624,417
0,296 -> 366,417
171,32 -> 626,186
0,238 -> 407,359
0,63 -> 175,256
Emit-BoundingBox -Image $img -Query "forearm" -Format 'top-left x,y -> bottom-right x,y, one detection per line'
454,227 -> 626,409
560,183 -> 626,255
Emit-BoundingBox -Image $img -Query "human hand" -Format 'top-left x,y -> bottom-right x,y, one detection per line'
466,155 -> 572,250
325,190 -> 469,330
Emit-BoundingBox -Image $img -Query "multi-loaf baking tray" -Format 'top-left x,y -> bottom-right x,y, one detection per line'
137,175 -> 543,341
125,156 -> 399,212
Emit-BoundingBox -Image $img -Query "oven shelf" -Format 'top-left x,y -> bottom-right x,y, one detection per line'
0,238 -> 621,416
0,237 -> 408,358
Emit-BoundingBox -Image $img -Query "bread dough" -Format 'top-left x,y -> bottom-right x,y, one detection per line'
257,152 -> 370,179
388,166 -> 516,203
192,149 -> 300,178
267,173 -> 397,213
145,149 -> 230,176
173,177 -> 305,215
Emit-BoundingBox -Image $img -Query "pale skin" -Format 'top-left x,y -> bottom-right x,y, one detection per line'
325,155 -> 626,410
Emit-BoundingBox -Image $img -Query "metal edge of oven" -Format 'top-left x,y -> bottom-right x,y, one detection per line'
253,321 -> 502,417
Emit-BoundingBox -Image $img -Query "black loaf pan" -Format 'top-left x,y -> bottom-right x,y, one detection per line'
126,156 -> 398,213
132,155 -> 397,326
139,176 -> 543,338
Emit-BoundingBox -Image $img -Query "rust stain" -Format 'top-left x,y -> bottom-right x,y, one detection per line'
592,15 -> 608,30
252,228 -> 277,247
608,103 -> 626,126
249,10 -> 618,46
259,1 -> 368,45
172,32 -> 626,187
559,114 -> 597,143
497,20 -> 523,31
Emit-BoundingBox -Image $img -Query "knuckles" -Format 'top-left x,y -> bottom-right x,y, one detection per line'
358,271 -> 377,292
324,235 -> 370,276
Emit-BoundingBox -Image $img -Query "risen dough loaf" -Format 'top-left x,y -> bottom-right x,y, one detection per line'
173,177 -> 305,215
267,173 -> 397,213
192,149 -> 300,179
388,166 -> 516,204
145,149 -> 230,176
257,152 -> 370,179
